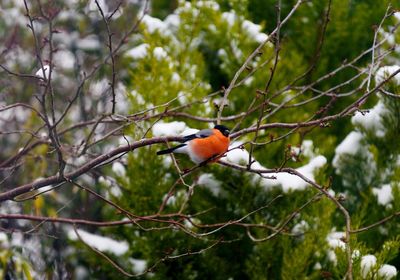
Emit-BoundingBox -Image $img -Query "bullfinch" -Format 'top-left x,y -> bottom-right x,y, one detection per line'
156,125 -> 230,163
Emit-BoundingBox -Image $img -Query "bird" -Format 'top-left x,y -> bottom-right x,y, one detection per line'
156,125 -> 230,164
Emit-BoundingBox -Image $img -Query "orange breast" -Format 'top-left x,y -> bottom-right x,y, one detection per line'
190,129 -> 230,162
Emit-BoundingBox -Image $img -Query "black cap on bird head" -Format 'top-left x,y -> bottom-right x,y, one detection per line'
214,125 -> 230,137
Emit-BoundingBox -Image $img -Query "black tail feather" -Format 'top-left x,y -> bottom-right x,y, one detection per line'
156,144 -> 186,155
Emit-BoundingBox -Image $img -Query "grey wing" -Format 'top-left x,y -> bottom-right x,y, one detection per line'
195,128 -> 214,138
182,128 -> 214,142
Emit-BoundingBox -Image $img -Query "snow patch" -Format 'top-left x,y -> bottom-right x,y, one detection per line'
171,72 -> 181,83
153,47 -> 168,60
76,35 -> 101,50
226,143 -> 249,164
109,184 -> 122,198
142,15 -> 167,33
161,156 -> 173,168
58,10 -> 82,21
86,0 -> 108,14
226,142 -> 326,192
327,249 -> 337,264
378,264 -> 397,279
334,131 -> 363,157
263,156 -> 327,192
395,12 -> 400,22
162,192 -> 177,206
302,140 -> 315,158
351,101 -> 388,137
361,255 -> 398,279
222,11 -> 237,26
230,39 -> 243,60
291,220 -> 309,235
68,229 -> 128,256
0,232 -> 8,244
243,76 -> 254,86
99,176 -> 111,187
164,14 -> 180,28
372,184 -> 393,205
112,162 -> 126,177
361,255 -> 377,278
74,266 -> 89,280
352,249 -> 361,259
2,7 -> 27,26
129,90 -> 145,105
290,140 -> 315,160
35,65 -> 51,79
126,44 -> 149,59
326,231 -> 346,249
242,20 -> 268,43
198,173 -> 222,196
89,79 -> 109,98
54,49 -> 75,70
332,131 -> 363,168
314,262 -> 322,270
152,121 -> 188,137
14,106 -> 30,123
129,258 -> 147,274
222,11 -> 268,43
375,65 -> 400,85
196,1 -> 220,10
10,232 -> 24,247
